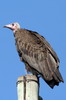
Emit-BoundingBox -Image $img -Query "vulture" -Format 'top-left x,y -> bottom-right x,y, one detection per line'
4,22 -> 64,88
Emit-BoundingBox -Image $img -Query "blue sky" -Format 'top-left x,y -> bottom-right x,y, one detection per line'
0,0 -> 66,100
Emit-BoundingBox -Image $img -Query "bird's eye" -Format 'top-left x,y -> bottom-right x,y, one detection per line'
12,23 -> 14,26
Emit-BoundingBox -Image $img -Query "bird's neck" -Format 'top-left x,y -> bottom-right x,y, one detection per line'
13,28 -> 20,33
13,29 -> 18,33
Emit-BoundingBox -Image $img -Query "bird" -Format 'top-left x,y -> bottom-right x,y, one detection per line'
4,22 -> 64,88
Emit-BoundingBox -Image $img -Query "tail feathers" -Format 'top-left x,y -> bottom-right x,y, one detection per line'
45,69 -> 64,88
54,68 -> 64,82
46,79 -> 59,88
44,52 -> 64,88
44,68 -> 64,88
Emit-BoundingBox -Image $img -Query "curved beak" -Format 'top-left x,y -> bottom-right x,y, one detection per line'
3,24 -> 12,30
3,25 -> 7,28
4,24 -> 10,28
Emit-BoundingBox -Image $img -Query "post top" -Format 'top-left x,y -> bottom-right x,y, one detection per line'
17,74 -> 39,85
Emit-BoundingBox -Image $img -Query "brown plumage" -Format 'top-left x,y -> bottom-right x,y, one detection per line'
4,22 -> 64,88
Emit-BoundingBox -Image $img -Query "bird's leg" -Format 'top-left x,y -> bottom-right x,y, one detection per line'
25,68 -> 32,75
20,57 -> 23,61
24,62 -> 33,75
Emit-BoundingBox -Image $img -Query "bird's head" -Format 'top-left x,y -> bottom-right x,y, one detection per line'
4,22 -> 20,32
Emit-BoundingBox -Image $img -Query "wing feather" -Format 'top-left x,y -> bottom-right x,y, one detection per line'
33,31 -> 60,63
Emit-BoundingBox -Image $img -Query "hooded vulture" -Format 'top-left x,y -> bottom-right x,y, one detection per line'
4,22 -> 64,88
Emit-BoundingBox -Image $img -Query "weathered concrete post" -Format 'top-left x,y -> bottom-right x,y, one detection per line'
17,74 -> 39,100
